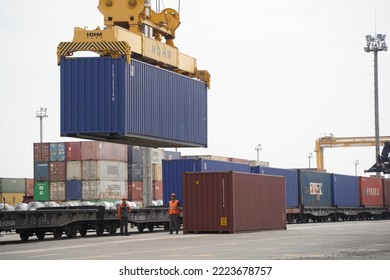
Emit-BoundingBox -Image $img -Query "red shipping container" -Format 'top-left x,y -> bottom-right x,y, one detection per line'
66,142 -> 82,161
183,172 -> 286,234
383,179 -> 390,207
81,141 -> 127,161
128,181 -> 143,202
34,143 -> 50,162
153,180 -> 163,201
359,177 -> 384,207
49,162 -> 66,181
25,178 -> 34,196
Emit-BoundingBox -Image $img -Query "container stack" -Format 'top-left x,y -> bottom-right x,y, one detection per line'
128,146 -> 144,201
127,147 -> 180,203
33,141 -> 129,202
65,142 -> 83,200
33,143 -> 50,200
49,142 -> 66,201
0,178 -> 33,205
81,141 -> 128,202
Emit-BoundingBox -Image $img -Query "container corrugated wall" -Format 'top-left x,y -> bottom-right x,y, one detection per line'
183,172 -> 286,233
298,170 -> 332,207
250,166 -> 298,208
330,173 -> 359,207
60,57 -> 208,148
34,162 -> 49,182
66,181 -> 82,200
0,178 -> 26,193
34,182 -> 49,201
162,159 -> 250,205
66,142 -> 81,161
383,179 -> 390,207
358,177 -> 383,207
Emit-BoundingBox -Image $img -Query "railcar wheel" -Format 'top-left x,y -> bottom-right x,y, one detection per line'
36,232 -> 45,240
96,224 -> 104,236
147,224 -> 154,232
19,231 -> 30,241
137,224 -> 145,232
79,228 -> 88,237
53,228 -> 63,239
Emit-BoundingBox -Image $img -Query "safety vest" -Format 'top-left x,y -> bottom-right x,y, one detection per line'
169,200 -> 180,215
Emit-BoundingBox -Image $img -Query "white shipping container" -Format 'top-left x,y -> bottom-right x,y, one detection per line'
82,160 -> 127,181
82,180 -> 127,200
50,182 -> 66,201
153,164 -> 163,181
151,148 -> 164,164
67,161 -> 82,180
82,181 -> 99,200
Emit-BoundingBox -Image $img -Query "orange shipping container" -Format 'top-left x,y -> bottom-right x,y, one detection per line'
359,176 -> 384,207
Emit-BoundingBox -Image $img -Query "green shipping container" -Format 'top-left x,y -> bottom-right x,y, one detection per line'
34,182 -> 49,201
0,178 -> 26,193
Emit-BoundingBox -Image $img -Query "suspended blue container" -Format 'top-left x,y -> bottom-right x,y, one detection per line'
60,57 -> 208,148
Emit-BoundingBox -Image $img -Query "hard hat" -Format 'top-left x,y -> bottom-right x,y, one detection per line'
171,193 -> 176,196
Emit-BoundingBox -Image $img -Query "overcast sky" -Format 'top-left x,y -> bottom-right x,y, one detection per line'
1,0 -> 390,178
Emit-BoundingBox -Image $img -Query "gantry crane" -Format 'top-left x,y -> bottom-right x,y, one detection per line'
57,0 -> 210,87
315,134 -> 390,170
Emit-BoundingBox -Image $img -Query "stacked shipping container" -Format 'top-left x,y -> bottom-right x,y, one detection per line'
0,178 -> 33,205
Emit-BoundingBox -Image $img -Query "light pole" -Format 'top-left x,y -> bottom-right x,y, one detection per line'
36,107 -> 48,143
255,144 -> 262,161
354,160 -> 359,176
365,33 -> 387,177
308,152 -> 313,169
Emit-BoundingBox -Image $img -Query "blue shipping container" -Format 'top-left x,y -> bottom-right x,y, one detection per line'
60,57 -> 208,148
34,162 -> 49,182
251,166 -> 299,208
49,143 -> 66,161
66,181 -> 83,200
330,173 -> 359,207
162,159 -> 250,204
298,170 -> 332,207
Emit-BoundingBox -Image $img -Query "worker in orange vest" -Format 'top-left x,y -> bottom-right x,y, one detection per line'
168,193 -> 181,234
118,197 -> 131,236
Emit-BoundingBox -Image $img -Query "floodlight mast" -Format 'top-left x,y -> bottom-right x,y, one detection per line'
36,107 -> 48,144
364,34 -> 387,177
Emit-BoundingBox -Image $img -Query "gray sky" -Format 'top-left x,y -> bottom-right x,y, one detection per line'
1,0 -> 390,178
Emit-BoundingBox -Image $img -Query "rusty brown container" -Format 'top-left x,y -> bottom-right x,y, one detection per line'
153,180 -> 163,201
81,141 -> 127,161
25,178 -> 34,196
128,181 -> 143,202
49,161 -> 66,181
183,171 -> 286,233
383,179 -> 390,207
66,142 -> 82,161
33,143 -> 50,162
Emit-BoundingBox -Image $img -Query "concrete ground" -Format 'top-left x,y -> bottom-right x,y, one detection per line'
0,220 -> 390,260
